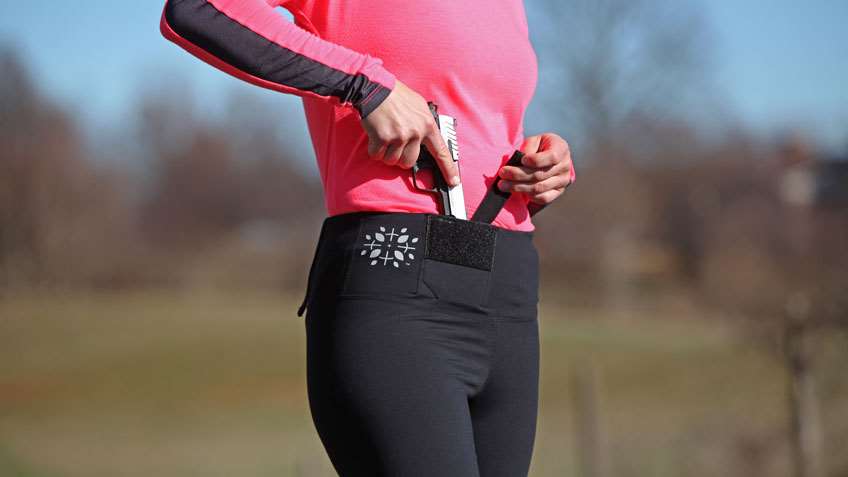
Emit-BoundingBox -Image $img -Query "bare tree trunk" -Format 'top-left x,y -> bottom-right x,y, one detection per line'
572,362 -> 610,477
784,307 -> 824,477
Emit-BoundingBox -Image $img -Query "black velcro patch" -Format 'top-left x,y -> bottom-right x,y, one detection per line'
424,215 -> 497,271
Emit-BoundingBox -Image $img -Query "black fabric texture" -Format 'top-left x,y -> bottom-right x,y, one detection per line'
357,83 -> 394,118
164,0 -> 391,117
424,214 -> 497,271
300,210 -> 540,476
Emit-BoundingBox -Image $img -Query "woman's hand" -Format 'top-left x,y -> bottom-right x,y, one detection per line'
360,80 -> 460,186
497,132 -> 574,207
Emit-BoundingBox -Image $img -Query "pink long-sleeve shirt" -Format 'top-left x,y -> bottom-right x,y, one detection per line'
161,0 -> 544,231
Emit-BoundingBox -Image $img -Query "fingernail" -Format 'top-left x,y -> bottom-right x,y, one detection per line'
450,175 -> 460,186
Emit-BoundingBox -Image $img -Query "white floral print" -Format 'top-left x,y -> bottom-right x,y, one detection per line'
359,226 -> 419,268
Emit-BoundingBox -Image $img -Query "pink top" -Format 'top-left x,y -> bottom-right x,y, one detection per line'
161,0 -> 543,231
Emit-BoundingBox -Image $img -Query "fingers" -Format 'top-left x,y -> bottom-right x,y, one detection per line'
383,140 -> 404,167
498,159 -> 570,182
365,126 -> 420,167
520,134 -> 543,155
526,187 -> 564,206
398,138 -> 422,169
497,133 -> 573,208
518,134 -> 570,169
519,145 -> 567,169
366,124 -> 440,172
521,150 -> 558,169
361,79 -> 457,178
367,137 -> 386,159
498,170 -> 570,195
423,126 -> 460,186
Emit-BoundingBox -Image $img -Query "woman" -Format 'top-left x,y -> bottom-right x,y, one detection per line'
160,0 -> 574,475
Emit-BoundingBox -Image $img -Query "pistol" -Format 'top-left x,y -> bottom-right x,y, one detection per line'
412,102 -> 467,219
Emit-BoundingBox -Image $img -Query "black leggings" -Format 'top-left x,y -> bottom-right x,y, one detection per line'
298,211 -> 540,476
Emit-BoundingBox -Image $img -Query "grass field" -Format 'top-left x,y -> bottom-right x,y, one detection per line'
0,289 -> 833,476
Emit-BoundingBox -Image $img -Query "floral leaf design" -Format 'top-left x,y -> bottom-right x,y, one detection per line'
359,224 -> 420,268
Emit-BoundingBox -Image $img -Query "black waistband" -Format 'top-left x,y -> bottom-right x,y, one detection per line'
296,211 -> 533,317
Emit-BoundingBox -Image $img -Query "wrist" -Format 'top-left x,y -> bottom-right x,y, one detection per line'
354,68 -> 396,120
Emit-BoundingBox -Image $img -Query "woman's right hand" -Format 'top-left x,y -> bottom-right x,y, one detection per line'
360,80 -> 460,186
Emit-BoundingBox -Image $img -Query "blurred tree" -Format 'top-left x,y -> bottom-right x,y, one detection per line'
698,137 -> 848,477
0,48 -> 133,291
136,89 -> 323,251
133,85 -> 324,290
530,0 -> 718,157
527,0 -> 721,307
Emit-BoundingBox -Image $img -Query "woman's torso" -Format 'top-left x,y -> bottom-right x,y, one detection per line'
281,0 -> 539,231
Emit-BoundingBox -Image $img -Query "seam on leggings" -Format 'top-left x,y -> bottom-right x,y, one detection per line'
339,219 -> 364,295
414,244 -> 428,297
421,313 -> 464,390
474,232 -> 500,396
485,317 -> 511,400
297,219 -> 329,317
472,316 -> 497,397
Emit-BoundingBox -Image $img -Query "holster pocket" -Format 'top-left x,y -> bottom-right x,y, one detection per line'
418,258 -> 491,308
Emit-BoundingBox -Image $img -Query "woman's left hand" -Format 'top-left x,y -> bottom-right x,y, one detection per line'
497,132 -> 575,207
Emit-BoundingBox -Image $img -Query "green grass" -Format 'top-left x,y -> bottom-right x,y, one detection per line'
0,289 -> 822,476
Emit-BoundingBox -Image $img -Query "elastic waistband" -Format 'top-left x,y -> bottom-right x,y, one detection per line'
296,211 -> 535,317
323,211 -> 534,242
323,211 -> 532,270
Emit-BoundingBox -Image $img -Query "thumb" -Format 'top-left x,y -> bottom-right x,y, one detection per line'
423,129 -> 459,186
520,134 -> 543,155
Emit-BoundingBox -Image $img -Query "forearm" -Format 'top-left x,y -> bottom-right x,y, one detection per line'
160,0 -> 395,118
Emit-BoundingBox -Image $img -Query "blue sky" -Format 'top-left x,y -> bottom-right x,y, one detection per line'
2,1 -> 846,152
701,0 -> 847,150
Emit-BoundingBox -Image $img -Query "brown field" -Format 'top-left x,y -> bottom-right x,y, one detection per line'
0,289 -> 842,476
